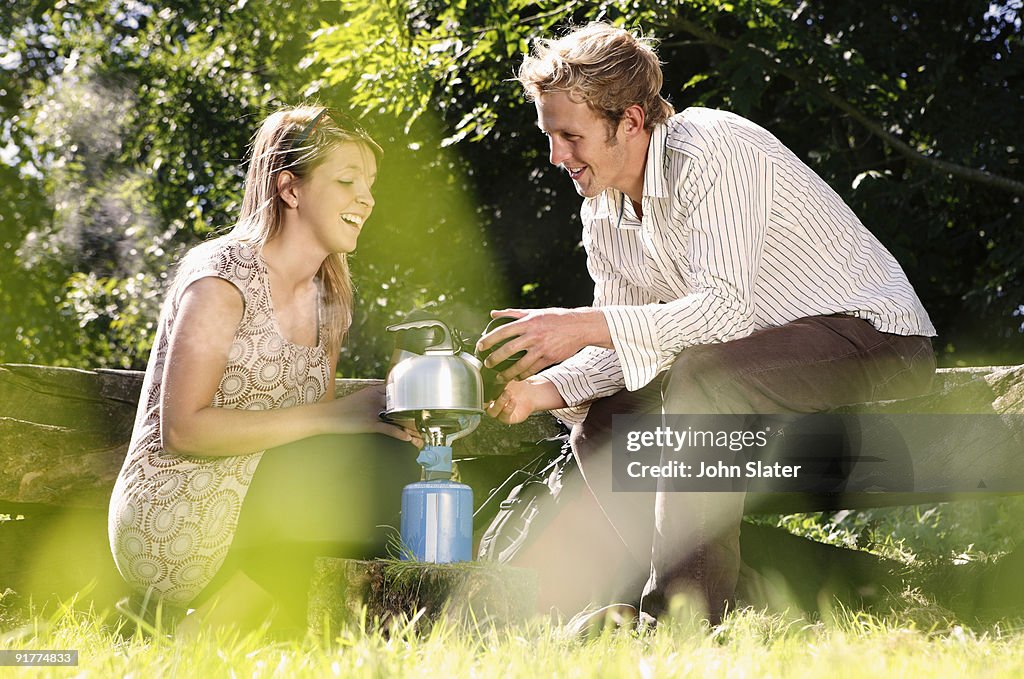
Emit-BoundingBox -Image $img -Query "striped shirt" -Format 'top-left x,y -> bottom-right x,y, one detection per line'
540,107 -> 936,425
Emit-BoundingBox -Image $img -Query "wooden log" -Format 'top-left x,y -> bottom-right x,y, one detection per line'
1,363 -> 1022,511
0,364 -> 562,508
747,364 -> 1024,512
990,364 -> 1024,419
0,365 -> 140,508
306,558 -> 538,636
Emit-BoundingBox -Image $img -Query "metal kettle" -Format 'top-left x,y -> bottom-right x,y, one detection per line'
383,318 -> 484,444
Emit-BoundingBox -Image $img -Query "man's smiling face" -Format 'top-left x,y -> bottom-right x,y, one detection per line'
535,91 -> 628,199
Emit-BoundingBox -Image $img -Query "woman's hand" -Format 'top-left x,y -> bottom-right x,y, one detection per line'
327,385 -> 423,447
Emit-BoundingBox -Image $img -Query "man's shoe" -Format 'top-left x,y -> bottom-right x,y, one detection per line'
635,610 -> 658,634
564,603 -> 638,640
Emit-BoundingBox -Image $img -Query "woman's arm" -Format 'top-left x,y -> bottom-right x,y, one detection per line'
160,277 -> 414,457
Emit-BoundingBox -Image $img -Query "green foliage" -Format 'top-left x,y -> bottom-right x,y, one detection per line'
669,1 -> 1024,364
767,496 -> 1024,565
1,0 -> 1022,373
336,111 -> 509,376
0,0 -> 331,368
312,0 -> 1024,367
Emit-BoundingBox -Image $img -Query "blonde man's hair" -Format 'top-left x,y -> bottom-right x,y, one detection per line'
516,22 -> 674,133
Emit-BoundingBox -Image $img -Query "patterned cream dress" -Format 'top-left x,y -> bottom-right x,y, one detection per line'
108,240 -> 335,606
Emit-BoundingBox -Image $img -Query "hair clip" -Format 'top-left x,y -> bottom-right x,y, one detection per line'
293,107 -> 329,149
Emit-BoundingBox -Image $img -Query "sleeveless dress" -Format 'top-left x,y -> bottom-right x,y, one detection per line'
107,240 -> 335,606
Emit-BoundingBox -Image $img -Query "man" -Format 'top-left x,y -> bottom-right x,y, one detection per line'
476,22 -> 936,624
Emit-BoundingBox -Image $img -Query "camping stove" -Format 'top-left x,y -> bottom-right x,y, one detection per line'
383,319 -> 483,563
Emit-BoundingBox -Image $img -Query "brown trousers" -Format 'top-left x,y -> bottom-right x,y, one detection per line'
568,315 -> 935,623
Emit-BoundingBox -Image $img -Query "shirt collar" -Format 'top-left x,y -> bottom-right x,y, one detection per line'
585,122 -> 673,225
641,122 -> 671,200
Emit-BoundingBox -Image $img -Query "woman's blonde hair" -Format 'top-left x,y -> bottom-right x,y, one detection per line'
179,104 -> 381,359
517,22 -> 674,133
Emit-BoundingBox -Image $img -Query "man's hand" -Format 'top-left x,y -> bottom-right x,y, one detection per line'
475,307 -> 612,381
484,376 -> 567,424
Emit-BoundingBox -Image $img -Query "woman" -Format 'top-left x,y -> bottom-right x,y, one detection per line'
108,105 -> 421,633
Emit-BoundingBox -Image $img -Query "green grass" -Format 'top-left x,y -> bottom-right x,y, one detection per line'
3,595 -> 1024,678
3,498 -> 1024,677
770,496 -> 1024,566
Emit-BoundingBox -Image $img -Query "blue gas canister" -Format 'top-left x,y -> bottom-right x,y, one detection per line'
400,445 -> 473,563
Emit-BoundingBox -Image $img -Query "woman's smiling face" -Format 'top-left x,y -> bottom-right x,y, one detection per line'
295,140 -> 377,255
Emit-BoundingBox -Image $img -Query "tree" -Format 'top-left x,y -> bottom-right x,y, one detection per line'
311,0 -> 1024,365
1,1 -> 1022,374
1,0 -> 339,368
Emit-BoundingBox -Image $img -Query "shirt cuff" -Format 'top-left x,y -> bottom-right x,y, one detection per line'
549,402 -> 592,428
539,347 -> 625,425
539,369 -> 592,428
600,306 -> 664,391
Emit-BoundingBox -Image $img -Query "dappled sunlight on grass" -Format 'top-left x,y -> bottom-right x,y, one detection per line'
4,594 -> 1024,678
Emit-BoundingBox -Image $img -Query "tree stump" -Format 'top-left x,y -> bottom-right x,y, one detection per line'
307,558 -> 538,636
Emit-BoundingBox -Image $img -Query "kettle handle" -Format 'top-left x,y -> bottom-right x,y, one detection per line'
386,319 -> 455,352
